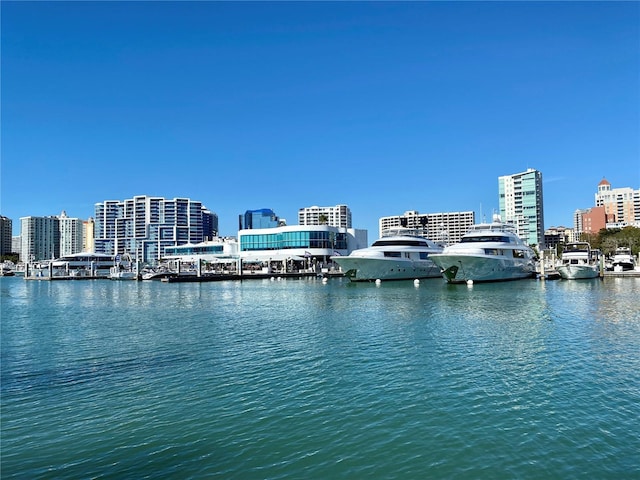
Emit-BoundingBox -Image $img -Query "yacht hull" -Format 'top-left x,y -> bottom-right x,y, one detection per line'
557,264 -> 599,280
333,256 -> 441,282
431,254 -> 536,283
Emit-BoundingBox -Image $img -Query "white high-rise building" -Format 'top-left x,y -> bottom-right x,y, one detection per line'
378,210 -> 475,245
298,205 -> 352,228
94,195 -> 217,263
58,211 -> 84,257
498,168 -> 545,248
20,216 -> 60,261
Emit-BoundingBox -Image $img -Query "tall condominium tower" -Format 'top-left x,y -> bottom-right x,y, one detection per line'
83,217 -> 95,253
378,210 -> 475,245
498,168 -> 545,248
20,216 -> 60,261
94,195 -> 217,263
298,205 -> 352,228
0,216 -> 13,256
58,211 -> 84,257
595,178 -> 640,227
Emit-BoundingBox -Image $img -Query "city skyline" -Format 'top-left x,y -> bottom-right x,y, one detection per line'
2,2 -> 639,238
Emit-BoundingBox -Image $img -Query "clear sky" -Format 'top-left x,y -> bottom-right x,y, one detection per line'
2,1 -> 638,239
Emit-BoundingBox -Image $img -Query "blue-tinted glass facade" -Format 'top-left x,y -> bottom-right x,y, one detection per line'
240,230 -> 347,251
240,209 -> 279,230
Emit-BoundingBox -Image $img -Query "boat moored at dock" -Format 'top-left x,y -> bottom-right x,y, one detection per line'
611,247 -> 636,272
430,216 -> 536,283
330,228 -> 443,282
557,242 -> 601,280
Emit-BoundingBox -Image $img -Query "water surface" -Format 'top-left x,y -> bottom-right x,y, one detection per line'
2,276 -> 639,478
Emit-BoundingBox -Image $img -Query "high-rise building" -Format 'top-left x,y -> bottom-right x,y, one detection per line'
577,206 -> 609,235
12,236 -> 21,258
58,211 -> 84,257
83,217 -> 95,253
594,178 -> 640,227
94,195 -> 217,263
498,168 -> 545,248
378,210 -> 475,245
239,209 -> 281,230
0,216 -> 13,256
298,205 -> 352,228
20,216 -> 60,261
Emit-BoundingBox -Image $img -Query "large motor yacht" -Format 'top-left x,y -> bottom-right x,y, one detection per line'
330,228 -> 443,282
429,216 -> 536,283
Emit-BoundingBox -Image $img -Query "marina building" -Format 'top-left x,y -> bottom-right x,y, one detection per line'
163,237 -> 239,263
20,216 -> 60,261
298,205 -> 352,228
0,216 -> 12,256
238,224 -> 368,264
58,211 -> 84,257
378,211 -> 475,245
94,195 -> 217,264
498,168 -> 545,248
594,178 -> 640,227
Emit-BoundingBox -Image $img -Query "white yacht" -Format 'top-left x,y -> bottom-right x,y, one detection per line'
557,242 -> 600,280
330,228 -> 443,282
611,247 -> 636,272
430,216 -> 536,283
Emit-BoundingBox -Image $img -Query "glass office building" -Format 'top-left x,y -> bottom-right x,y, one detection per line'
239,209 -> 280,230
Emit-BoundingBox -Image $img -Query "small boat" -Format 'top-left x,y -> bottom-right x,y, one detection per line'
141,265 -> 175,280
611,247 -> 636,272
0,263 -> 16,276
109,254 -> 139,280
557,242 -> 600,280
429,215 -> 537,283
330,228 -> 443,282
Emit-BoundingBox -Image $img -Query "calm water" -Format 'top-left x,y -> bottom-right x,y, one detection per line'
1,275 -> 639,479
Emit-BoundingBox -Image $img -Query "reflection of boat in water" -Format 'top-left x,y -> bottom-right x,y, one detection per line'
430,215 -> 536,283
330,228 -> 443,282
557,242 -> 600,280
611,247 -> 636,272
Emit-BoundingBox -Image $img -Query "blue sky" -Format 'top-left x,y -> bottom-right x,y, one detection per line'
2,1 -> 638,239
